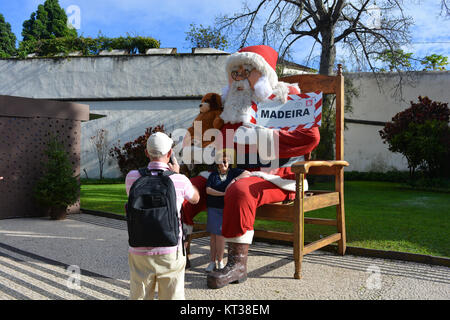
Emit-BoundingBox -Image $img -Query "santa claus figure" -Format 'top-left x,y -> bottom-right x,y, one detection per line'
182,45 -> 320,289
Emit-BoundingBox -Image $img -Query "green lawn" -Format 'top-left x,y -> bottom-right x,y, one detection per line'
80,180 -> 450,257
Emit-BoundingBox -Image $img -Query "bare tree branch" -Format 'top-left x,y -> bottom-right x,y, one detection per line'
216,0 -> 412,77
441,0 -> 450,16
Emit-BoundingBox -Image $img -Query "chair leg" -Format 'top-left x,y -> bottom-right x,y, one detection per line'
335,169 -> 346,256
293,216 -> 302,279
294,173 -> 304,279
294,247 -> 303,279
337,203 -> 346,256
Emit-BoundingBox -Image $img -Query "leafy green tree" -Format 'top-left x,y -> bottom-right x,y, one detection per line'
376,50 -> 448,72
22,0 -> 77,41
421,54 -> 448,71
0,13 -> 17,57
185,24 -> 228,50
376,49 -> 413,72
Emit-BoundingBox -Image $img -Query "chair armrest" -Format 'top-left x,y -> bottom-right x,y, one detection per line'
291,160 -> 349,174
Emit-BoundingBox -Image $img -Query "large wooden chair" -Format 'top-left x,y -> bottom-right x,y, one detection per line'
254,65 -> 349,279
191,65 -> 349,279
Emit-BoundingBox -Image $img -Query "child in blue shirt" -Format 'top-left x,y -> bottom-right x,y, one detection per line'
205,154 -> 249,272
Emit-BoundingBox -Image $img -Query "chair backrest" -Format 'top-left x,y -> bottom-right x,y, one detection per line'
280,65 -> 345,161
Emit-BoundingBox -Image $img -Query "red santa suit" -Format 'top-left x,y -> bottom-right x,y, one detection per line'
182,45 -> 320,244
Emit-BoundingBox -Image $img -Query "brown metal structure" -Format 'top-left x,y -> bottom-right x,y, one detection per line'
0,95 -> 89,219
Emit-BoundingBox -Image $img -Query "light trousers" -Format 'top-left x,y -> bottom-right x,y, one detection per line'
128,248 -> 186,300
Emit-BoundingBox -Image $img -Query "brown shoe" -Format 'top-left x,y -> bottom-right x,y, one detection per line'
207,243 -> 249,289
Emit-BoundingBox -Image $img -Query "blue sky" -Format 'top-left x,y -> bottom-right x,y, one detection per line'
1,0 -> 449,70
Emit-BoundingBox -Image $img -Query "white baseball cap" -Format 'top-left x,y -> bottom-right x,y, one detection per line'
147,132 -> 173,155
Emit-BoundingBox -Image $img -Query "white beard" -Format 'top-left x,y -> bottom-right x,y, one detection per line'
220,79 -> 256,124
220,75 -> 276,124
220,75 -> 298,124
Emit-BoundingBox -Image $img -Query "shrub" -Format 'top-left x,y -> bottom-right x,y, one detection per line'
109,125 -> 166,177
344,170 -> 410,183
33,137 -> 79,209
379,96 -> 450,178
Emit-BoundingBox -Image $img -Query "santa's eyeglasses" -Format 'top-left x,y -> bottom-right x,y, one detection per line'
230,66 -> 255,81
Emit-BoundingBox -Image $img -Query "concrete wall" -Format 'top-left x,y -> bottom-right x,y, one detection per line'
1,54 -> 449,177
79,99 -> 201,178
0,54 -> 229,99
344,71 -> 450,172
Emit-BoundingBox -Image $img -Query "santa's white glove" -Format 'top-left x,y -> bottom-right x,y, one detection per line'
233,122 -> 273,144
233,122 -> 276,161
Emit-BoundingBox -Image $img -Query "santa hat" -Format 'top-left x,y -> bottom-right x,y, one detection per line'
225,45 -> 279,88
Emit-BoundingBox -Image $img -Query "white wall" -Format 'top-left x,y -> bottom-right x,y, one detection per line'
0,54 -> 229,99
344,71 -> 450,172
80,99 -> 202,178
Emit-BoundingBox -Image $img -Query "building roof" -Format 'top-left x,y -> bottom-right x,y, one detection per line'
0,95 -> 89,121
278,58 -> 317,73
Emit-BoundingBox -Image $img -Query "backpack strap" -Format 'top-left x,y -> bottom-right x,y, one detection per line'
137,167 -> 149,177
138,167 -> 176,177
162,170 -> 175,177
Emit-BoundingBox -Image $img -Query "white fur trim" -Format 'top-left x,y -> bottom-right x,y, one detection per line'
249,171 -> 308,192
256,126 -> 276,161
233,125 -> 258,144
272,81 -> 300,103
226,52 -> 278,88
199,171 -> 211,179
183,223 -> 194,235
226,230 -> 254,244
253,75 -> 273,101
232,124 -> 276,161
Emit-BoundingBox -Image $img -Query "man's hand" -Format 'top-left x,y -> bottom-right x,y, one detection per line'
167,153 -> 180,173
189,185 -> 200,204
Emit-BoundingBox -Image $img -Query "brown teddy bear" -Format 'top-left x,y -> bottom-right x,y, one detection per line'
186,93 -> 224,148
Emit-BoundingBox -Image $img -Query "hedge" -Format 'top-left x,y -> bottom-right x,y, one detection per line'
15,35 -> 160,58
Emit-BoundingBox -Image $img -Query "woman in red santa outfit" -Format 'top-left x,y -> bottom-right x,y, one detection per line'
182,45 -> 320,289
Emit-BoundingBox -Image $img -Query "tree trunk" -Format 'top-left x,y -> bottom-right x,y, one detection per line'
314,27 -> 337,161
319,28 -> 336,76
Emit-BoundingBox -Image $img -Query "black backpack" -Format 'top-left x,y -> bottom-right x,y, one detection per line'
126,168 -> 180,248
